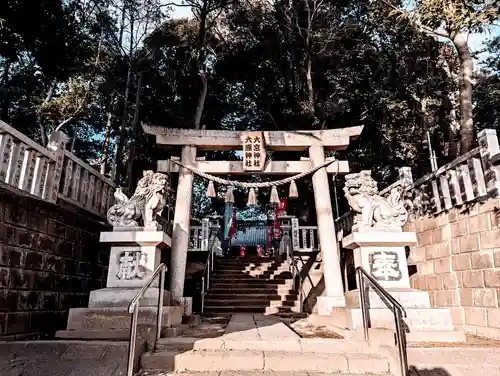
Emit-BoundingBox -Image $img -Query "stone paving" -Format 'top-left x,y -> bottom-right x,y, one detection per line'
0,341 -> 129,376
407,347 -> 500,376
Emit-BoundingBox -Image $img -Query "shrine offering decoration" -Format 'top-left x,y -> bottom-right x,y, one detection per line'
169,157 -> 339,205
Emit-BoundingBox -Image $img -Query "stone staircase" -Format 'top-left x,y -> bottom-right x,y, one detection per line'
141,338 -> 393,374
204,256 -> 301,315
140,314 -> 395,375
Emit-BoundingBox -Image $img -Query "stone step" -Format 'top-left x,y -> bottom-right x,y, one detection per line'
209,285 -> 284,291
215,257 -> 281,262
157,337 -> 376,353
66,306 -> 183,331
155,337 -> 199,351
205,300 -> 271,307
332,307 -> 455,331
211,281 -> 292,288
140,349 -> 390,374
208,287 -> 297,294
340,327 -> 467,344
212,270 -> 293,279
200,313 -> 233,318
215,261 -> 280,267
205,293 -> 283,300
55,329 -> 130,340
204,306 -> 268,313
211,275 -> 273,281
212,277 -> 292,283
272,312 -> 308,319
204,300 -> 298,308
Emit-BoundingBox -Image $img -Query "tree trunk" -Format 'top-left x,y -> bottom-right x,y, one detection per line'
126,71 -> 144,193
111,60 -> 133,183
193,71 -> 208,130
304,4 -> 314,115
439,53 -> 460,158
453,33 -> 474,154
0,59 -> 12,121
111,10 -> 134,183
305,52 -> 314,113
38,80 -> 57,146
100,103 -> 113,175
193,11 -> 208,130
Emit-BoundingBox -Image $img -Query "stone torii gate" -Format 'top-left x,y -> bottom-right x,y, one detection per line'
142,125 -> 363,314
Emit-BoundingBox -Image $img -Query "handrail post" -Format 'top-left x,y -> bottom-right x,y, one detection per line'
155,265 -> 166,349
201,276 -> 205,315
298,277 -> 303,313
357,269 -> 370,342
356,267 -> 409,376
126,307 -> 140,376
125,263 -> 169,376
207,260 -> 211,290
395,310 -> 409,376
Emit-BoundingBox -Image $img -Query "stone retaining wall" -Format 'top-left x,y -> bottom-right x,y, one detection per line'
405,198 -> 500,339
0,184 -> 109,337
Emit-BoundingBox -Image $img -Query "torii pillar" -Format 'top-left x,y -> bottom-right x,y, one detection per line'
310,145 -> 346,312
169,145 -> 196,304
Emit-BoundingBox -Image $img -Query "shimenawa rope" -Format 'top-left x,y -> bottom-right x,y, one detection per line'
169,158 -> 339,188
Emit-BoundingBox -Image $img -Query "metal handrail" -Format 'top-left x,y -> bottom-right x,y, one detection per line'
356,266 -> 408,376
286,246 -> 304,313
201,230 -> 220,315
126,263 -> 167,376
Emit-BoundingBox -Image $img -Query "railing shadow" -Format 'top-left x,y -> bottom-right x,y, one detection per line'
409,367 -> 454,376
292,250 -> 324,313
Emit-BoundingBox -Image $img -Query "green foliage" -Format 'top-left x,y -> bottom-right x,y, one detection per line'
413,0 -> 500,35
474,35 -> 500,131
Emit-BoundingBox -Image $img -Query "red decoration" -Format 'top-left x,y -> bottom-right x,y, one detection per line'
266,227 -> 272,249
277,198 -> 287,216
229,207 -> 237,238
239,246 -> 246,257
257,245 -> 264,258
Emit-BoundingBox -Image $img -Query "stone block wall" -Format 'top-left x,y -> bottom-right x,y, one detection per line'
405,198 -> 500,339
0,184 -> 109,337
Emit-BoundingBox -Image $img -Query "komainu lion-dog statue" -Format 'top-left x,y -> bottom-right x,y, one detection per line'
344,170 -> 408,232
107,170 -> 169,230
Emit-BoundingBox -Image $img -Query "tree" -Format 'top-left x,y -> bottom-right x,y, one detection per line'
375,0 -> 500,154
172,0 -> 236,130
474,35 -> 500,131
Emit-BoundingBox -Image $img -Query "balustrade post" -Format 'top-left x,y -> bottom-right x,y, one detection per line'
45,131 -> 69,203
478,128 -> 500,197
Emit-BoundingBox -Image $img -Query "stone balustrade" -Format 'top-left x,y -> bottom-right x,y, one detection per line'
0,121 -> 116,218
187,220 -> 319,252
407,129 -> 500,216
335,211 -> 354,239
188,225 -> 204,251
403,129 -> 500,340
291,225 -> 319,251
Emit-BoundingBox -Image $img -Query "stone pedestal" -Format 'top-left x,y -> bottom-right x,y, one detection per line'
56,229 -> 183,341
342,231 -> 416,289
89,229 -> 173,307
327,231 -> 465,341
